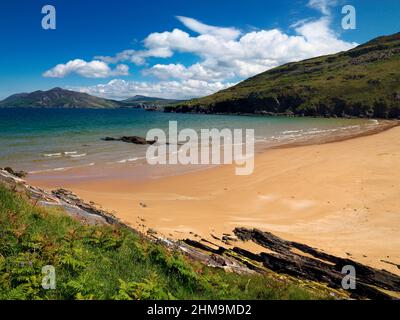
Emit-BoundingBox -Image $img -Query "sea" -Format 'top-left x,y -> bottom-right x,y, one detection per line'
0,108 -> 379,174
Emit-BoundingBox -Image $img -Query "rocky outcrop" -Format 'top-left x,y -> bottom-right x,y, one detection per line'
51,188 -> 124,226
102,136 -> 156,145
0,167 -> 27,178
233,228 -> 400,300
0,169 -> 109,225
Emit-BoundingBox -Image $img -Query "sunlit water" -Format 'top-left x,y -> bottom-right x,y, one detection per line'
0,108 -> 377,173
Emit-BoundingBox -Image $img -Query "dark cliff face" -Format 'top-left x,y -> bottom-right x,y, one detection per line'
0,87 -> 122,108
170,32 -> 400,119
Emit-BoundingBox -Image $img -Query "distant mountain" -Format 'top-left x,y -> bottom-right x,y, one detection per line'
121,95 -> 184,106
0,88 -> 122,108
169,32 -> 400,119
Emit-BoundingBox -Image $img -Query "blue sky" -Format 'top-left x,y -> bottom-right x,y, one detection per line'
0,0 -> 399,100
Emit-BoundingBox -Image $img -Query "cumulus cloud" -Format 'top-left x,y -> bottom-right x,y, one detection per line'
70,79 -> 235,100
46,1 -> 357,99
43,59 -> 129,78
144,63 -> 233,82
96,12 -> 356,83
95,47 -> 173,66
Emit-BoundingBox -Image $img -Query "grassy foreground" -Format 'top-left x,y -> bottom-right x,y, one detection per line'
0,185 -> 330,300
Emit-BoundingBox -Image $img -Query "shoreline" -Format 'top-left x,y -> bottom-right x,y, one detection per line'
24,119 -> 397,181
268,119 -> 399,149
27,121 -> 400,275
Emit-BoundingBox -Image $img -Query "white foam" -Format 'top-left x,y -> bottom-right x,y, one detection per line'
43,153 -> 62,157
68,153 -> 87,158
29,162 -> 95,174
116,157 -> 142,163
282,130 -> 303,134
29,166 -> 72,173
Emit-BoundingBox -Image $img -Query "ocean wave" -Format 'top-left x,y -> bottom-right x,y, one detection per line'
29,162 -> 95,174
116,157 -> 143,163
282,130 -> 303,134
43,151 -> 86,158
30,166 -> 73,174
68,153 -> 87,158
43,153 -> 62,157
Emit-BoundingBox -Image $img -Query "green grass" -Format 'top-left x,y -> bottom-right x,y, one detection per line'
0,185 -> 330,300
170,32 -> 400,119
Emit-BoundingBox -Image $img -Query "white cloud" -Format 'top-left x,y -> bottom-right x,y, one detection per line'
144,62 -> 233,82
176,16 -> 241,40
139,16 -> 355,81
70,79 -> 235,100
46,1 -> 357,99
43,59 -> 129,78
95,12 -> 356,84
95,47 -> 173,66
307,0 -> 338,15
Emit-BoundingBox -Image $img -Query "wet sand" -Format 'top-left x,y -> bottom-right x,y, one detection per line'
28,122 -> 400,275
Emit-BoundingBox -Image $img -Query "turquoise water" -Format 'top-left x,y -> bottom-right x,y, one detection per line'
0,108 -> 375,173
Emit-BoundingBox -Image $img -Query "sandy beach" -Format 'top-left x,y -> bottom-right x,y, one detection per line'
28,123 -> 400,275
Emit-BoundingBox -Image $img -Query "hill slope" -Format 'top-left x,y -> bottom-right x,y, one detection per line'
0,88 -> 122,108
170,32 -> 400,119
122,95 -> 184,106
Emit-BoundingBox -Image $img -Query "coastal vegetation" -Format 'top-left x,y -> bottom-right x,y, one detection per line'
121,95 -> 183,107
0,184 -> 328,300
168,33 -> 400,119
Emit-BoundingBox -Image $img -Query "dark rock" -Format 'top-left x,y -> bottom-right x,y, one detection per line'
210,234 -> 221,241
1,167 -> 27,178
381,260 -> 400,270
222,235 -> 238,244
102,136 -> 156,145
183,239 -> 225,255
147,228 -> 157,235
52,188 -> 122,226
233,227 -> 400,300
120,136 -> 156,145
210,254 -> 227,266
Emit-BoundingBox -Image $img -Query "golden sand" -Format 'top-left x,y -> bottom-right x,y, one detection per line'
29,125 -> 400,275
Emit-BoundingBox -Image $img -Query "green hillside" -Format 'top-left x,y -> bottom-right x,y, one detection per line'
0,88 -> 122,108
169,32 -> 400,119
122,95 -> 183,106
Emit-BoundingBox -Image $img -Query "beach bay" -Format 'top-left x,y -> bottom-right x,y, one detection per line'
27,120 -> 400,276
